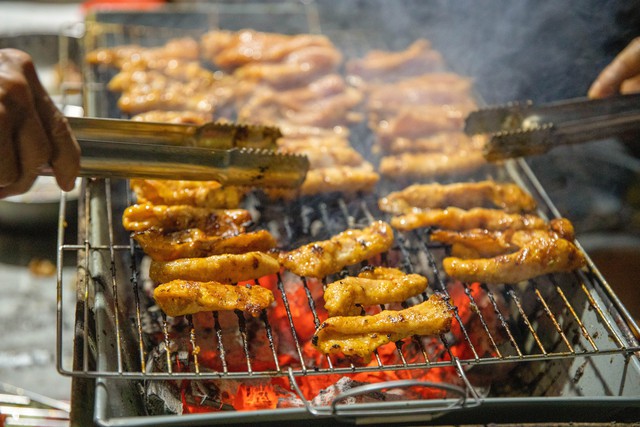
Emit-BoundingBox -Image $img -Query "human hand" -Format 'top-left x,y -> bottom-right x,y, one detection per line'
0,48 -> 80,199
588,37 -> 640,99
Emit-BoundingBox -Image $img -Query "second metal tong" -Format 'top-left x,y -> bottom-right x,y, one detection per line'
464,93 -> 640,161
42,117 -> 309,188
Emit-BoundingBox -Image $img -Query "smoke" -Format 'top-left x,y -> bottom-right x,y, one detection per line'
323,0 -> 634,103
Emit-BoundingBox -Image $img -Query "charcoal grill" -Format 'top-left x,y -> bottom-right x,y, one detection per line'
55,2 -> 640,425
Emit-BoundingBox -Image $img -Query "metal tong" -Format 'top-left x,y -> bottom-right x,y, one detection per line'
464,93 -> 640,161
41,117 -> 309,188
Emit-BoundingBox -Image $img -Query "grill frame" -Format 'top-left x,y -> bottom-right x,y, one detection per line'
55,2 -> 640,425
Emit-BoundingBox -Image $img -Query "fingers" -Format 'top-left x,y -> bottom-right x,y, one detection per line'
589,37 -> 640,98
0,103 -> 19,187
0,48 -> 81,198
20,51 -> 81,192
0,114 -> 51,198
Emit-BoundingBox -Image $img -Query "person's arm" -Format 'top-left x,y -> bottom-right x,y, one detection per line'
0,48 -> 80,199
588,37 -> 640,99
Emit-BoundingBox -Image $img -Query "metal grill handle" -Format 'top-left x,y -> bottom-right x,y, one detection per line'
287,369 -> 474,423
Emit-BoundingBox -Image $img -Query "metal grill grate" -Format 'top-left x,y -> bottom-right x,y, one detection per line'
56,175 -> 640,384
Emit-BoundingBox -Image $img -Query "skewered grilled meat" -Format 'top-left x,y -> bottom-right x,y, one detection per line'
153,279 -> 275,317
149,251 -> 280,284
379,180 -> 538,215
313,294 -> 452,363
130,179 -> 247,208
323,266 -> 428,316
442,229 -> 586,284
390,207 -> 547,232
379,150 -> 487,180
279,221 -> 394,278
122,203 -> 251,233
345,39 -> 444,85
133,229 -> 277,261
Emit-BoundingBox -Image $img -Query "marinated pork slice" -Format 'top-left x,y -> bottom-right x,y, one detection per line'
346,39 -> 444,85
379,150 -> 487,180
389,207 -> 547,232
154,279 -> 274,317
279,221 -> 394,278
324,266 -> 428,316
122,203 -> 251,234
149,251 -> 281,284
378,180 -> 538,214
313,294 -> 452,363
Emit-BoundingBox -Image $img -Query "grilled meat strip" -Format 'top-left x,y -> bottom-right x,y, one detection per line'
130,179 -> 247,208
133,229 -> 277,261
390,207 -> 547,232
379,180 -> 538,215
430,217 -> 576,258
279,221 -> 394,278
323,266 -> 428,316
200,29 -> 339,72
379,150 -> 487,181
376,132 -> 485,155
313,294 -> 452,363
442,229 -> 586,284
149,251 -> 280,284
153,279 -> 275,317
366,73 -> 474,114
122,203 -> 251,233
345,39 -> 444,84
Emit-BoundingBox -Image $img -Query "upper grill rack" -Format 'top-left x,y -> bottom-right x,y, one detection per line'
56,176 -> 640,385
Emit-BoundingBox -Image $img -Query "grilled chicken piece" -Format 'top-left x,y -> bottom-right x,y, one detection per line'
324,266 -> 428,316
279,221 -> 394,278
376,132 -> 485,155
153,279 -> 275,317
133,229 -> 277,261
379,181 -> 538,215
442,230 -> 586,284
313,294 -> 452,362
130,179 -> 247,208
380,150 -> 487,181
122,203 -> 251,233
346,39 -> 444,84
390,207 -> 547,232
366,73 -> 474,114
149,251 -> 280,284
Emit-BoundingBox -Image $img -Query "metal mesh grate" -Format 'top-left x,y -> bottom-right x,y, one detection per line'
56,175 -> 640,384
